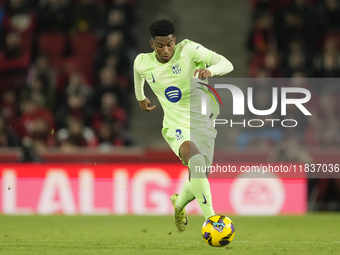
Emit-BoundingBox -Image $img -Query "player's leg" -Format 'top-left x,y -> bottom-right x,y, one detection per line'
162,127 -> 191,231
176,177 -> 195,209
176,142 -> 199,209
179,141 -> 215,220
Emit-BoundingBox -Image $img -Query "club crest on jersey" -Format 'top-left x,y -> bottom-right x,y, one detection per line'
175,129 -> 183,140
165,86 -> 182,103
172,63 -> 181,74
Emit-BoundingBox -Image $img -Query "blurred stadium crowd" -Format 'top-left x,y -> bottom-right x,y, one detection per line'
0,0 -> 138,151
0,0 -> 339,211
243,0 -> 340,150
0,0 -> 340,152
247,0 -> 340,211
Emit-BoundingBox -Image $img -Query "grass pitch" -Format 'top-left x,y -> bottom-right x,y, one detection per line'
0,214 -> 339,255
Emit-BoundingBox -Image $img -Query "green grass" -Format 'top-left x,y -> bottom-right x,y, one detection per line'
0,214 -> 339,255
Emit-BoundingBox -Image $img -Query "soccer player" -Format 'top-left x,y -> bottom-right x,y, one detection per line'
134,19 -> 233,232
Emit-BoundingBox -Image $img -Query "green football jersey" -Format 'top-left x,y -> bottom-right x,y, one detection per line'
134,39 -> 219,130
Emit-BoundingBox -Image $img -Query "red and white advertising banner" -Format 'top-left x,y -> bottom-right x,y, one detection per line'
0,163 -> 307,215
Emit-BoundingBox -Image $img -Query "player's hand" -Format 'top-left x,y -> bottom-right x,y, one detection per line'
194,68 -> 212,79
138,97 -> 156,112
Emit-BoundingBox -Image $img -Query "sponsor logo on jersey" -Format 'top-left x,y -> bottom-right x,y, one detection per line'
151,72 -> 155,82
172,63 -> 181,74
175,129 -> 183,140
165,86 -> 182,103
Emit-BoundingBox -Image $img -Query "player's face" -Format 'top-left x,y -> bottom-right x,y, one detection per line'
150,35 -> 176,63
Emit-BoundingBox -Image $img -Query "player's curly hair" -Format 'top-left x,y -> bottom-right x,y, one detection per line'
149,19 -> 175,38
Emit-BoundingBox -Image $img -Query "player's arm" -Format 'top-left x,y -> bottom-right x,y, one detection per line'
134,56 -> 156,112
207,52 -> 234,76
194,52 -> 234,79
138,97 -> 156,112
185,40 -> 233,78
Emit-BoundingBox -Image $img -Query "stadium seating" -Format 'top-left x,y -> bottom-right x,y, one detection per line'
37,32 -> 67,61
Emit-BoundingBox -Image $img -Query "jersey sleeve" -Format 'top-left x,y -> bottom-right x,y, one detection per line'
182,39 -> 214,65
182,39 -> 234,77
207,52 -> 234,76
133,54 -> 146,101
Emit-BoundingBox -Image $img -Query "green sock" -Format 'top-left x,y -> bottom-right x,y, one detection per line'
177,180 -> 195,209
189,154 -> 215,219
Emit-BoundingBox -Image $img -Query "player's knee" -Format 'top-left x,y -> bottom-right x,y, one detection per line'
179,141 -> 200,165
